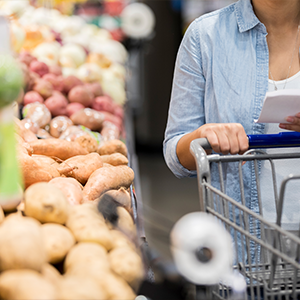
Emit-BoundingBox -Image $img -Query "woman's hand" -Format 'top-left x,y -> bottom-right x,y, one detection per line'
279,113 -> 300,132
197,123 -> 249,155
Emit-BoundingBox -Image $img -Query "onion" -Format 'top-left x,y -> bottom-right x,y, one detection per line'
76,63 -> 103,83
59,43 -> 86,68
32,42 -> 61,66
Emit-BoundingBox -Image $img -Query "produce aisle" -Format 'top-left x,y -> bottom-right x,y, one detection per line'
0,1 -> 157,299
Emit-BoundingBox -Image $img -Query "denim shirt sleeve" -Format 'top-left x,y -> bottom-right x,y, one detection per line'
163,19 -> 205,178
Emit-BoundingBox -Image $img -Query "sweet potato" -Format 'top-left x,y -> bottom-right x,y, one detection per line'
14,117 -> 38,143
97,139 -> 128,157
70,108 -> 105,131
24,182 -> 70,224
100,153 -> 128,166
49,116 -> 73,138
82,165 -> 134,202
31,154 -> 60,169
68,85 -> 93,107
0,214 -> 46,272
98,188 -> 131,214
29,139 -> 89,160
75,134 -> 98,153
57,152 -> 103,185
49,177 -> 83,205
19,153 -> 60,188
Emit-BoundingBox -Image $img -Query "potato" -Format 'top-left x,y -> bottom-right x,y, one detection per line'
66,102 -> 85,117
57,275 -> 107,300
110,229 -> 136,251
48,64 -> 62,76
32,78 -> 53,99
117,206 -> 136,235
83,165 -> 134,202
85,82 -> 103,97
24,182 -> 70,224
29,138 -> 89,160
66,203 -> 113,250
57,152 -> 103,185
97,139 -> 128,157
43,73 -> 64,92
62,75 -> 83,94
100,152 -> 128,166
41,223 -> 75,264
22,102 -> 52,128
29,60 -> 49,77
68,85 -> 93,107
23,90 -> 44,105
44,95 -> 68,117
49,115 -> 73,138
92,95 -> 114,113
49,177 -> 83,205
0,214 -> 46,272
37,128 -> 53,139
0,269 -> 57,300
64,242 -> 109,273
108,246 -> 144,291
101,121 -> 120,141
41,263 -> 62,285
102,272 -> 136,300
20,117 -> 40,134
75,134 -> 99,153
70,108 -> 105,131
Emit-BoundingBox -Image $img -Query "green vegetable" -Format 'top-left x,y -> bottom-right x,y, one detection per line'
0,54 -> 23,108
0,54 -> 24,210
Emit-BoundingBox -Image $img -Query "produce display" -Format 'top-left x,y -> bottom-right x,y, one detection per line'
0,2 -> 145,299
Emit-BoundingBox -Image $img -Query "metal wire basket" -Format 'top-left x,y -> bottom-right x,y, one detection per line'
189,135 -> 300,300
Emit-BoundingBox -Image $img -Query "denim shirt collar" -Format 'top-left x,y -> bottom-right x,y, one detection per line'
235,0 -> 266,33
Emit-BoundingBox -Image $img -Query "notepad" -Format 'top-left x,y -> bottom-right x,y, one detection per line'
255,89 -> 300,123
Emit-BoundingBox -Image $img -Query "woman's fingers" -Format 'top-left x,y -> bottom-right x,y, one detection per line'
279,113 -> 300,131
200,123 -> 248,155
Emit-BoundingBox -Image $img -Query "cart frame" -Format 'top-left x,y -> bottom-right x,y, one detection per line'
190,138 -> 300,300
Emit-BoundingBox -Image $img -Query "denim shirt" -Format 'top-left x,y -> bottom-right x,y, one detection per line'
163,0 -> 269,220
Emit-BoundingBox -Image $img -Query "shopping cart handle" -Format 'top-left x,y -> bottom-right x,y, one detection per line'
248,132 -> 300,148
195,132 -> 300,150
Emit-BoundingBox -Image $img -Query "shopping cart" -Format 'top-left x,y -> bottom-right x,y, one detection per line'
186,132 -> 300,300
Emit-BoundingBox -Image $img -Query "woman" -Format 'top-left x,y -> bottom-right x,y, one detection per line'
163,0 -> 300,256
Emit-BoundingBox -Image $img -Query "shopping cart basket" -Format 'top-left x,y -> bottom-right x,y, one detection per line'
188,132 -> 300,300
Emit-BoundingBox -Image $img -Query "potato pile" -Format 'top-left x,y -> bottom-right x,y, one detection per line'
0,200 -> 144,299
